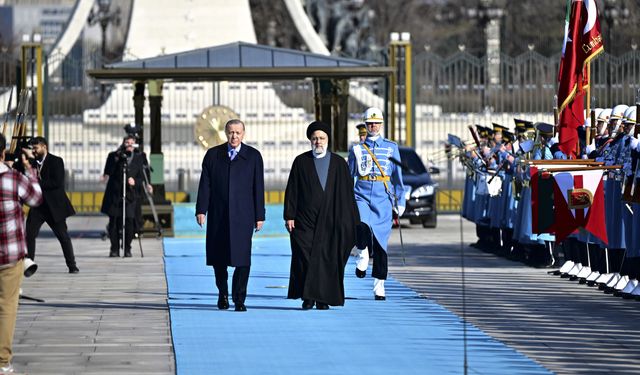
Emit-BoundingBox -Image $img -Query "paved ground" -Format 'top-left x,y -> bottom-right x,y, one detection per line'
12,216 -> 173,375
388,215 -> 640,375
8,213 -> 640,374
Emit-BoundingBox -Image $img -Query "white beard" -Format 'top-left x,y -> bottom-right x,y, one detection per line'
312,145 -> 327,158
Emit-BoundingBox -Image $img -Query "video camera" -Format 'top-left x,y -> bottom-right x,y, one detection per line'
123,122 -> 142,140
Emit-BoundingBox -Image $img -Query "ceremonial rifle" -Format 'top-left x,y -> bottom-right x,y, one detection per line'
2,87 -> 13,136
631,91 -> 640,203
7,90 -> 32,168
466,125 -> 488,168
553,95 -> 559,138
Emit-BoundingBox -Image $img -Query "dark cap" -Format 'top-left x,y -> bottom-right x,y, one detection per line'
307,121 -> 331,140
492,123 -> 507,133
534,122 -> 555,136
514,119 -> 533,133
502,130 -> 515,143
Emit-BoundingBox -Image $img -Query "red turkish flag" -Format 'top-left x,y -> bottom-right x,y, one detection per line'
551,169 -> 607,244
557,0 -> 604,158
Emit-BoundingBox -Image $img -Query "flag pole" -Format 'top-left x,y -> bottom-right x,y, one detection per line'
585,62 -> 591,151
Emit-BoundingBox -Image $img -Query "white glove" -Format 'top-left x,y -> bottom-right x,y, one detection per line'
393,205 -> 406,217
585,141 -> 596,155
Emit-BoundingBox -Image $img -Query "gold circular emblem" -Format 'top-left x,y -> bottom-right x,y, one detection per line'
194,105 -> 240,149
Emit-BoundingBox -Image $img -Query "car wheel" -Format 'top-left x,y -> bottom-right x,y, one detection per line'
422,214 -> 437,228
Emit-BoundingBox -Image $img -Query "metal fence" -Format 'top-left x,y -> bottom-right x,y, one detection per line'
2,48 -> 640,207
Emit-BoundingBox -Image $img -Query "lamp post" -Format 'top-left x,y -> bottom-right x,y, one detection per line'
87,0 -> 120,99
602,0 -> 630,54
88,0 -> 121,61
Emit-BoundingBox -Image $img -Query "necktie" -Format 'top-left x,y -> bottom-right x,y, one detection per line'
229,149 -> 236,160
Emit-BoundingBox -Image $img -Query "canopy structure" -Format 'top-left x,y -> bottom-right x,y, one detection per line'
87,41 -> 392,81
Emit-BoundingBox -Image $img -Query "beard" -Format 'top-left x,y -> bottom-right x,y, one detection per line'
312,145 -> 325,154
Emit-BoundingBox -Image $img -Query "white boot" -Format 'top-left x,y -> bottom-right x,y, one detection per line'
373,278 -> 385,300
558,260 -> 575,274
621,279 -> 638,294
355,247 -> 369,278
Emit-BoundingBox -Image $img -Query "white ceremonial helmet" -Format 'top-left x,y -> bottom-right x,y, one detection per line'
610,104 -> 629,120
597,108 -> 612,122
592,108 -> 603,120
363,107 -> 384,123
622,106 -> 636,124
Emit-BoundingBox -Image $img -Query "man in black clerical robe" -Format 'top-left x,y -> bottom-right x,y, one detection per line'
284,121 -> 360,310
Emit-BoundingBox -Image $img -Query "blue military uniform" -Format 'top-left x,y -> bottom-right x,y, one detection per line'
348,107 -> 405,300
349,136 -> 405,251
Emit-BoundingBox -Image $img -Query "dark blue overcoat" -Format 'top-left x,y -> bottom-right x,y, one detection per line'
195,143 -> 265,267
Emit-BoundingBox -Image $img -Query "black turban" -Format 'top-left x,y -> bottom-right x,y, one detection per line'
306,121 -> 331,140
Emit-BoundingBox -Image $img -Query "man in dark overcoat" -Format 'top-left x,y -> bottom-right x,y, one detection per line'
25,136 -> 79,273
101,135 -> 150,257
284,121 -> 359,310
196,119 -> 265,312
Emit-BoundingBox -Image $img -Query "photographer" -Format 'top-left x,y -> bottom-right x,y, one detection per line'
101,135 -> 152,257
25,137 -> 80,273
0,133 -> 43,374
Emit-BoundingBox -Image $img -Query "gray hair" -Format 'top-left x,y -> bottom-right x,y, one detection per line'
225,119 -> 245,132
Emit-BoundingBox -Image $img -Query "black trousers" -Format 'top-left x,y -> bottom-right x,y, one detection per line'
213,265 -> 250,304
356,223 -> 388,280
108,215 -> 134,253
26,206 -> 76,268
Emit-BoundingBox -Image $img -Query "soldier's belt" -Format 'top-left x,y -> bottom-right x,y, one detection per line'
359,175 -> 390,182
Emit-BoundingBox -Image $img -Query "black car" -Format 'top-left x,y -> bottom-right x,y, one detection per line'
396,146 -> 439,228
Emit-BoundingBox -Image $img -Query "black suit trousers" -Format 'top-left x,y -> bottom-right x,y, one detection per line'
355,223 -> 388,280
26,206 -> 76,268
213,265 -> 250,304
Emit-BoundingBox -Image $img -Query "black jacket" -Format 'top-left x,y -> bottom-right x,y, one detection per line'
32,153 -> 75,223
101,150 -> 149,217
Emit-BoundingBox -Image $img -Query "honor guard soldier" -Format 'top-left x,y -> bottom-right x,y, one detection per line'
595,105 -> 629,289
524,122 -> 555,266
348,107 -> 405,300
486,123 -> 507,252
496,130 -> 517,256
613,107 -> 639,293
469,126 -> 492,249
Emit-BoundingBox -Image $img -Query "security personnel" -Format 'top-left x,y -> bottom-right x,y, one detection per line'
348,107 -> 405,300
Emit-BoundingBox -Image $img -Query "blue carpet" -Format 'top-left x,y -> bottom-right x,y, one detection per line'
164,232 -> 551,374
173,203 -> 286,237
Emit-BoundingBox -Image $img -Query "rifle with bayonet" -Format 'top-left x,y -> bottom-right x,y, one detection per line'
2,88 -> 13,136
7,89 -> 33,170
630,91 -> 640,203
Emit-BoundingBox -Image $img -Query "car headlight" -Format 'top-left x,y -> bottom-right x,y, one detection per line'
410,184 -> 435,198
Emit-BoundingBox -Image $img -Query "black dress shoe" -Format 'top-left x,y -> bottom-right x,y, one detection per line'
235,303 -> 247,312
109,251 -> 119,257
355,268 -> 366,278
217,295 -> 229,310
302,299 -> 315,310
68,266 -> 79,274
124,251 -> 132,258
374,295 -> 386,301
315,302 -> 330,310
